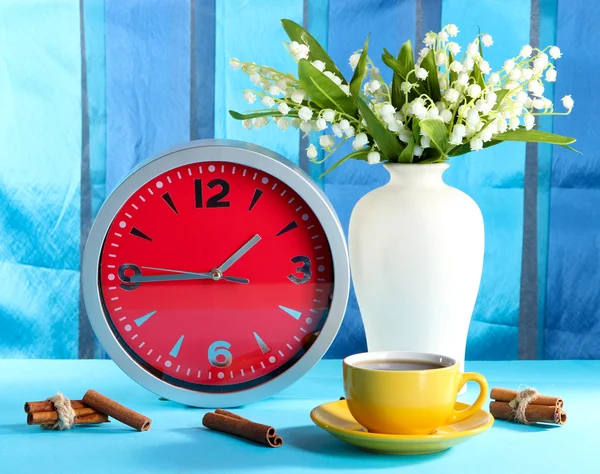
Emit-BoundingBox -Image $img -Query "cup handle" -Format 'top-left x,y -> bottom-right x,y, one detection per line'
450,372 -> 488,424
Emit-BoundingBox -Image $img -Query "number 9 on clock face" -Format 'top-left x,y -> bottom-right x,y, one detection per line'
83,141 -> 349,407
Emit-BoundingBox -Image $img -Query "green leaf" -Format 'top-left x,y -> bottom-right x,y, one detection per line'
281,19 -> 345,80
448,51 -> 458,86
229,110 -> 297,120
319,150 -> 369,178
398,136 -> 414,163
350,36 -> 370,98
382,47 -> 426,98
493,128 -> 576,146
353,95 -> 404,161
419,118 -> 449,156
448,140 -> 501,157
416,147 -> 444,163
412,118 -> 421,142
494,89 -> 509,109
471,62 -> 485,89
390,41 -> 414,109
421,49 -> 441,102
298,59 -> 357,116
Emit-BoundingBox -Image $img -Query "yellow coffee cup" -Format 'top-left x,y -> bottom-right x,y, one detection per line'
343,351 -> 488,435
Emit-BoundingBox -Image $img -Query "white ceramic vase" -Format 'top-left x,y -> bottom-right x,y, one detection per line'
349,163 -> 484,371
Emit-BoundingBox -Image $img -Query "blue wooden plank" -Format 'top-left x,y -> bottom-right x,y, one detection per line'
546,0 -> 600,359
441,0 -> 531,360
214,0 -> 303,165
105,0 -> 191,192
0,1 -> 82,358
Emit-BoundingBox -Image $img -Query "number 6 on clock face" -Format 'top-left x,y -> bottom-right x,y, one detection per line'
83,140 -> 349,407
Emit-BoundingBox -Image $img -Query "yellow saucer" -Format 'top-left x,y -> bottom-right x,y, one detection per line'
310,400 -> 493,455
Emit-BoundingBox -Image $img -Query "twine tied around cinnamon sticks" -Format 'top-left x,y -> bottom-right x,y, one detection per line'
25,390 -> 151,432
489,387 -> 567,425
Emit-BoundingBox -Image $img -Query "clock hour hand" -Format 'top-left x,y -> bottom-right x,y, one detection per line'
216,234 -> 262,273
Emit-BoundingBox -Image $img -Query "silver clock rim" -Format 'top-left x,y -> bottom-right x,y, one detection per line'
82,139 -> 350,407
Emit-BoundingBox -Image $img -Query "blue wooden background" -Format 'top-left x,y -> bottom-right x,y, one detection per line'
0,0 -> 595,360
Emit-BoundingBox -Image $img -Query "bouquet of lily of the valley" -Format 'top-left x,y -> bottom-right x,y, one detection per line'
229,20 -> 576,175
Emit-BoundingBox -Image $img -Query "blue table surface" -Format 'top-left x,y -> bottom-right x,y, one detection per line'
0,359 -> 598,473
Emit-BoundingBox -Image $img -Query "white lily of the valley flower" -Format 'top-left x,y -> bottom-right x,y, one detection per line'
561,95 -> 574,109
298,107 -> 313,121
509,68 -> 522,81
345,126 -> 356,137
367,150 -> 380,164
457,72 -> 469,86
448,42 -> 461,55
523,113 -> 535,130
479,60 -> 491,75
230,58 -> 242,69
243,91 -> 257,104
520,45 -> 533,58
468,84 -> 482,98
509,116 -> 520,130
549,46 -> 562,59
438,74 -> 448,90
365,80 -> 381,92
311,60 -> 326,72
414,145 -> 424,157
482,34 -> 493,47
438,31 -> 449,43
427,107 -> 439,119
291,89 -> 305,104
545,69 -> 557,82
252,117 -> 268,128
332,123 -> 343,137
242,119 -> 252,129
421,136 -> 431,148
261,96 -> 275,107
466,109 -> 481,127
435,52 -> 446,66
379,103 -> 396,123
504,59 -> 515,72
295,44 -> 310,60
315,118 -> 327,131
349,53 -> 361,69
521,68 -> 533,80
532,98 -> 544,110
464,57 -> 475,71
277,117 -> 290,130
322,109 -> 336,122
300,120 -> 313,133
489,72 -> 500,85
467,43 -> 479,56
401,81 -> 413,93
291,118 -> 301,128
424,32 -> 437,46
419,47 -> 431,58
268,85 -> 281,96
470,137 -> 483,151
340,84 -> 350,95
445,88 -> 460,102
440,109 -> 453,123
411,101 -> 427,119
449,61 -> 463,73
319,135 -> 335,149
446,24 -> 459,37
324,71 -> 343,85
289,41 -> 300,53
399,130 -> 413,143
306,144 -> 317,159
250,73 -> 261,84
415,67 -> 428,80
449,132 -> 462,145
278,103 -> 291,115
339,119 -> 350,131
533,53 -> 549,72
353,133 -> 369,150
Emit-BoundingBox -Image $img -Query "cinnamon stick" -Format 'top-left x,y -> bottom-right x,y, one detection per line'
490,401 -> 567,425
203,409 -> 283,447
82,389 -> 151,432
490,388 -> 563,408
25,400 -> 87,414
27,407 -> 109,425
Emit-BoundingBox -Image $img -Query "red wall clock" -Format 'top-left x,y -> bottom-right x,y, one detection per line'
82,140 -> 350,407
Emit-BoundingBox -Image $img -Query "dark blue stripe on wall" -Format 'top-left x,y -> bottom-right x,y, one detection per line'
105,0 -> 191,192
546,0 -> 600,359
324,0 -> 417,358
536,0 -> 558,360
417,0 -> 442,46
192,0 -> 216,140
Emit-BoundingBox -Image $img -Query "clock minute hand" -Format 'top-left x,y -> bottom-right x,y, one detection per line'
216,234 -> 262,273
139,266 -> 250,284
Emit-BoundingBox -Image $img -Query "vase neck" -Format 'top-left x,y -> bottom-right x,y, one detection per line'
384,163 -> 449,186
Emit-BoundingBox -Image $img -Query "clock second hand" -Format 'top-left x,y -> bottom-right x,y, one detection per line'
139,266 -> 250,284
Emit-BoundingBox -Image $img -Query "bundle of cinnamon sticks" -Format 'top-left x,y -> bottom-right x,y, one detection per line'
489,388 -> 567,425
25,390 -> 151,431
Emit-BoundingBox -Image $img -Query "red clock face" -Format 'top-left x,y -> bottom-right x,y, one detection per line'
99,162 -> 334,392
